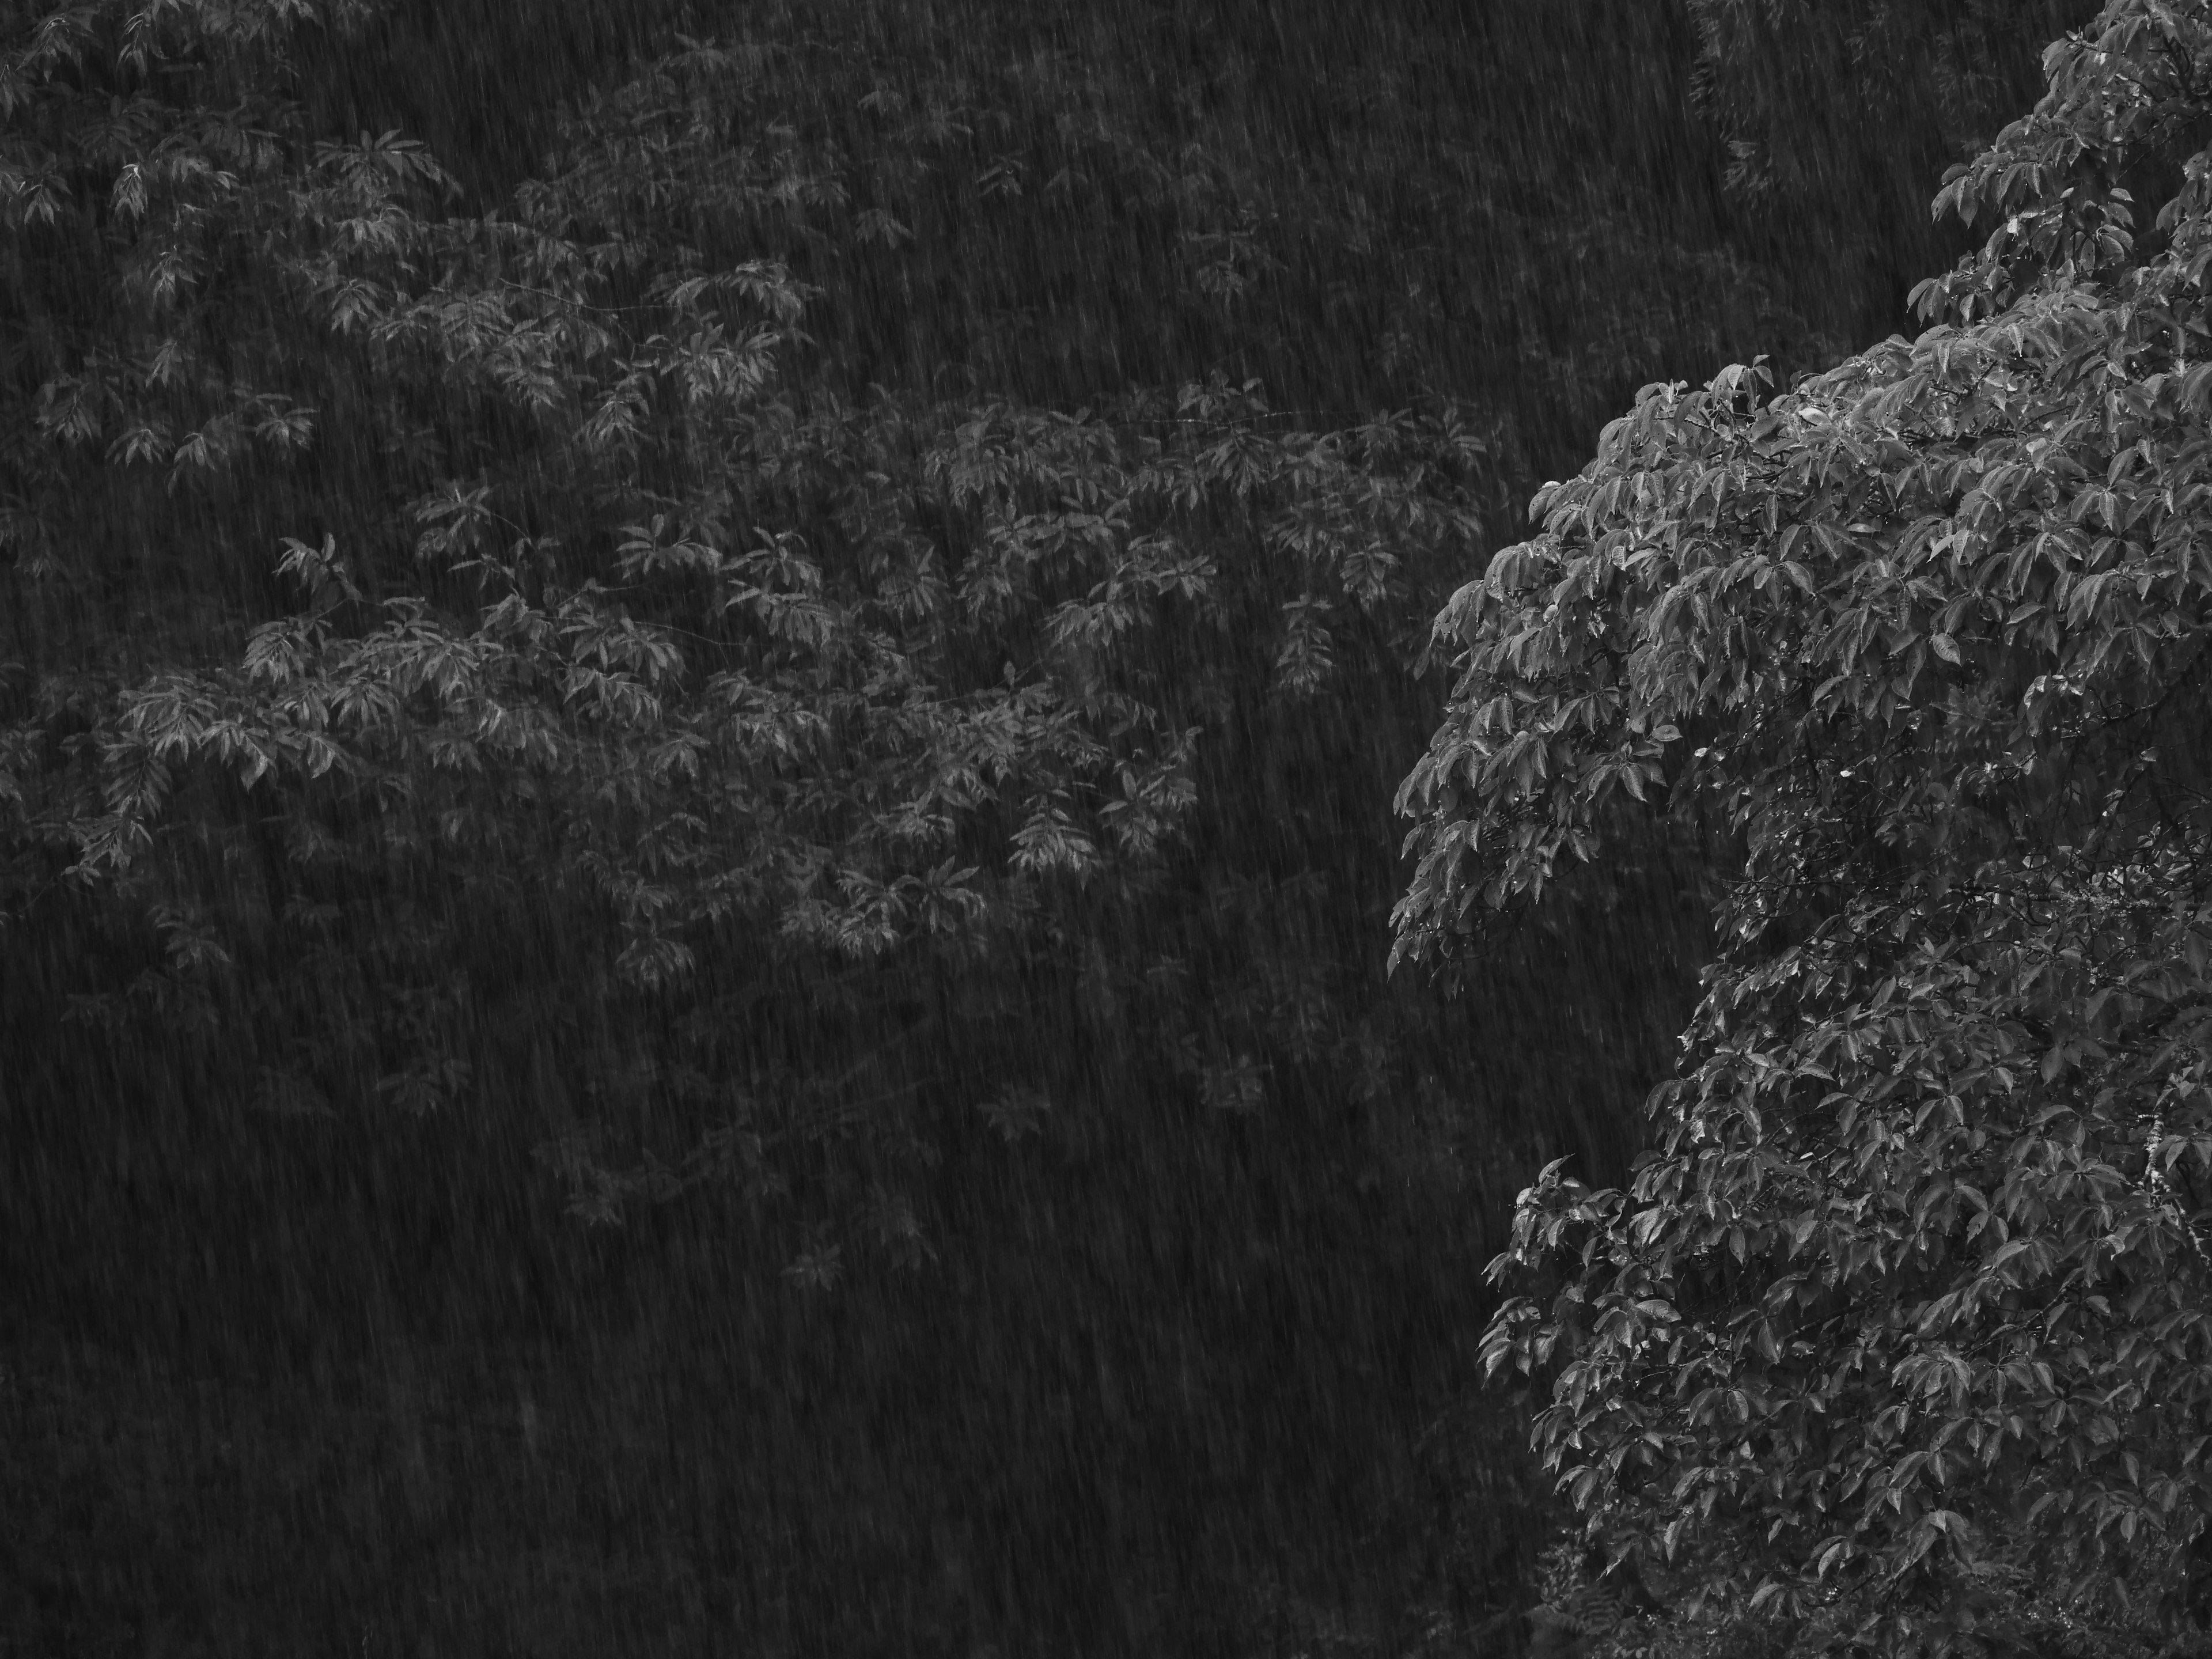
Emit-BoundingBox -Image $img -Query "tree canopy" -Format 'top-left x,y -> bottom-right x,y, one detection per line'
1397,0 -> 2212,1645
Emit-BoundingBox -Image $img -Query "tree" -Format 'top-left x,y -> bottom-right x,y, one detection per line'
1395,0 -> 2212,1646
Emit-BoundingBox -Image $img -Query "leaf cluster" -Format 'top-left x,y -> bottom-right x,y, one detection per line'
0,2 -> 1493,1255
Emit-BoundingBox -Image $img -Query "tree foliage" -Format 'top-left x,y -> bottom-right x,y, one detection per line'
0,1 -> 1504,1251
1397,0 -> 2212,1644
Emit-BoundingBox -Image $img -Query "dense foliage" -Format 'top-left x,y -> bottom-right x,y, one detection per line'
1399,0 -> 2212,1646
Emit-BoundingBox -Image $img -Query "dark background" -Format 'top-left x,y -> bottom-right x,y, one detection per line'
0,2 -> 2092,1654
